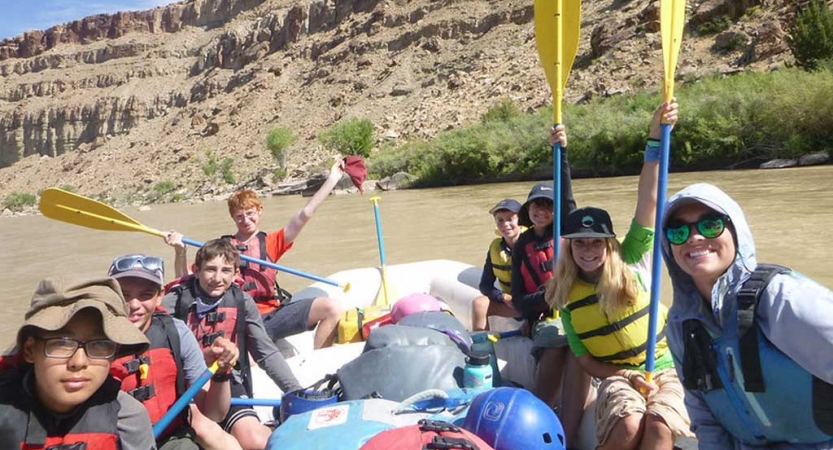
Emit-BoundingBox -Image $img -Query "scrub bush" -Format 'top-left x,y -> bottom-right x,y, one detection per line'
266,127 -> 296,169
319,118 -> 375,158
2,192 -> 36,211
789,0 -> 833,70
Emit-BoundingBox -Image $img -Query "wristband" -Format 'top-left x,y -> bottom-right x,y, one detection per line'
644,142 -> 661,163
212,371 -> 232,383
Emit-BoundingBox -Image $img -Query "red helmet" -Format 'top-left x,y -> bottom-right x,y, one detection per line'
390,293 -> 443,324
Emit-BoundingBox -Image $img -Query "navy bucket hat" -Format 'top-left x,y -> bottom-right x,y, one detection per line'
518,182 -> 554,227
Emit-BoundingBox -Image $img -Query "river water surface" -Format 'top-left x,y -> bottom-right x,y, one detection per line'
1,166 -> 831,348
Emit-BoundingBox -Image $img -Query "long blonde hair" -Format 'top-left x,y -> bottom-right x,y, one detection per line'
545,238 -> 639,316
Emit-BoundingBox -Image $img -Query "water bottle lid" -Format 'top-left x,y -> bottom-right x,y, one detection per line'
467,352 -> 490,366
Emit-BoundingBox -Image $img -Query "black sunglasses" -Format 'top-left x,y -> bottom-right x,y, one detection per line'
664,214 -> 731,245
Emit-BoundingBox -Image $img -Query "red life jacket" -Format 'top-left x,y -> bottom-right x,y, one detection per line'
0,369 -> 121,450
169,277 -> 254,397
360,419 -> 495,450
222,232 -> 289,315
519,236 -> 555,293
110,312 -> 186,439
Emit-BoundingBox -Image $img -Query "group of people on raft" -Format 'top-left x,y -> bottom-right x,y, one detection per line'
468,99 -> 833,450
1,98 -> 832,450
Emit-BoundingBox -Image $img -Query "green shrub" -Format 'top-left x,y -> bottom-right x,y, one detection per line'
698,15 -> 732,35
154,180 -> 176,195
220,158 -> 235,184
2,192 -> 36,211
266,127 -> 296,169
481,98 -> 522,123
365,68 -> 833,186
789,0 -> 833,70
318,118 -> 375,157
58,184 -> 76,193
202,151 -> 218,177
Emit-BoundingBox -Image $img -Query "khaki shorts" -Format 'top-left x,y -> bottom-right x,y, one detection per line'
595,369 -> 694,446
531,318 -> 569,361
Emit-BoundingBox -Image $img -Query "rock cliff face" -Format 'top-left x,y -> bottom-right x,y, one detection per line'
0,0 -> 800,203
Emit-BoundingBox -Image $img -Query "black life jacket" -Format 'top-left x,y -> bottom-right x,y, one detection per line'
0,369 -> 121,450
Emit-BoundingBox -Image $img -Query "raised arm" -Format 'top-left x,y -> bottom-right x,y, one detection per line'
284,160 -> 345,244
163,231 -> 189,278
549,124 -> 578,221
633,99 -> 678,228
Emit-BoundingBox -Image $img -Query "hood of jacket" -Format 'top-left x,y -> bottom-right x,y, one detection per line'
660,183 -> 758,333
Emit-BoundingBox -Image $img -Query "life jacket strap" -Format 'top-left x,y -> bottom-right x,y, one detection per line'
129,384 -> 156,402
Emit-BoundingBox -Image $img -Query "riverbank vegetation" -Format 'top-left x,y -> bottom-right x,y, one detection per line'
367,65 -> 833,187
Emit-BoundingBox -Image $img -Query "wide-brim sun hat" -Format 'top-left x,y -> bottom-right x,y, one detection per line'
17,276 -> 149,358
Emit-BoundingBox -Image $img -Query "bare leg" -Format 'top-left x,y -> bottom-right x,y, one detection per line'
308,296 -> 342,349
230,416 -> 272,450
598,413 -> 644,450
637,415 -> 674,450
559,352 -> 593,446
189,405 -> 243,450
471,295 -> 490,331
472,296 -> 520,331
535,347 -> 567,408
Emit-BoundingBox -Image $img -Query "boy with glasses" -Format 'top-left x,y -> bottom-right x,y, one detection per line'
165,160 -> 345,349
163,239 -> 302,450
107,254 -> 243,450
0,276 -> 155,450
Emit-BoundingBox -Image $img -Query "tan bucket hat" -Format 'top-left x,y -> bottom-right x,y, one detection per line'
17,276 -> 149,358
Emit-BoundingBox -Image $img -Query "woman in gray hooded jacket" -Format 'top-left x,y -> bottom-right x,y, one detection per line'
660,183 -> 833,449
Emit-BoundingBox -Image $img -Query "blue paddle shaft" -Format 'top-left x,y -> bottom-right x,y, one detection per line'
153,366 -> 214,438
553,138 -> 562,262
372,202 -> 387,267
645,123 -> 672,374
180,237 -> 341,288
230,398 -> 283,407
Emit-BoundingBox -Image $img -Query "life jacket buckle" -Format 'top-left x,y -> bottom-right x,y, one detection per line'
122,359 -> 141,374
419,419 -> 460,433
46,443 -> 87,450
202,331 -> 224,346
205,311 -> 227,324
539,259 -> 553,273
423,436 -> 476,450
129,384 -> 156,402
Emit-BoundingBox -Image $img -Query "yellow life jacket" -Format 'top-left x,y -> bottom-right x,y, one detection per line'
488,238 -> 513,294
565,277 -> 667,366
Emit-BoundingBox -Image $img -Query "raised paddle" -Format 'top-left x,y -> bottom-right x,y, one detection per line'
370,196 -> 397,307
644,0 -> 686,386
38,188 -> 350,291
153,362 -> 219,438
534,0 -> 582,262
230,397 -> 283,407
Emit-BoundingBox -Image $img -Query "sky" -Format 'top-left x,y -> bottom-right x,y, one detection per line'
0,0 -> 178,40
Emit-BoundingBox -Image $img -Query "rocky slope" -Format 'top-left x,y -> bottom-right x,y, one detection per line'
0,0 -> 803,210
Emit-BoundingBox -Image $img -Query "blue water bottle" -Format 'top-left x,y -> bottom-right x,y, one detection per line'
463,353 -> 493,390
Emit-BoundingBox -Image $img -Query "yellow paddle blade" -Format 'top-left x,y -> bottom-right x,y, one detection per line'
661,0 -> 686,101
39,188 -> 164,237
534,0 -> 582,123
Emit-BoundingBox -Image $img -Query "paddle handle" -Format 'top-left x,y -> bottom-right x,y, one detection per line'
644,123 -> 672,377
153,362 -> 218,438
230,398 -> 283,407
180,237 -> 349,292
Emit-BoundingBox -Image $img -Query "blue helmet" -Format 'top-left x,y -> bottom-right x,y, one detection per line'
462,387 -> 566,450
276,388 -> 338,424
